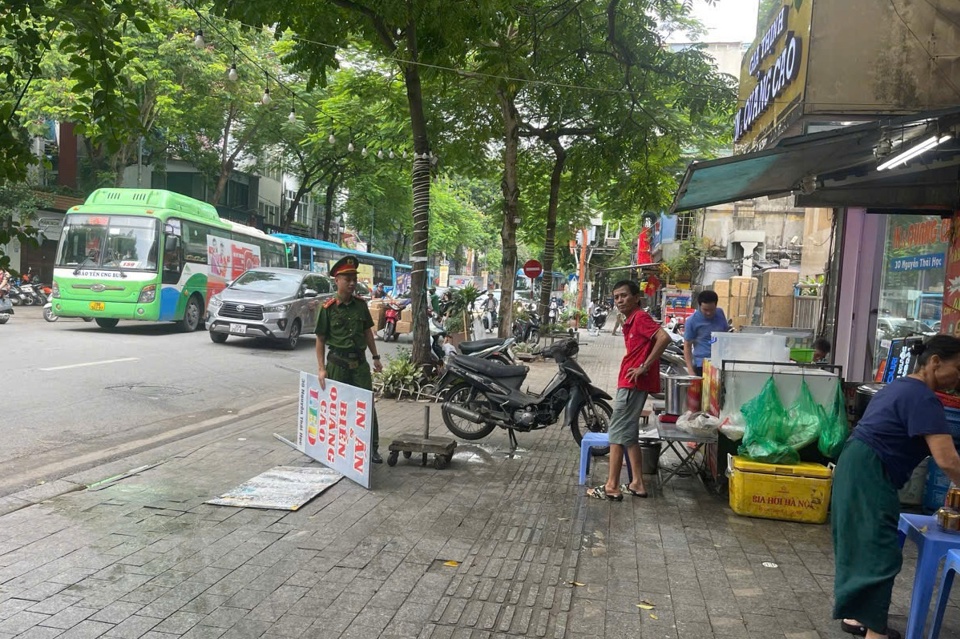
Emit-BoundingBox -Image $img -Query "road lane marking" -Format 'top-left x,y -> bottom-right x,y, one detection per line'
40,357 -> 140,371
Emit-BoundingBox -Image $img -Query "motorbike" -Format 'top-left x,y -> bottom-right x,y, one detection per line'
438,338 -> 613,452
429,316 -> 517,366
482,308 -> 497,333
512,303 -> 541,344
382,300 -> 407,342
589,305 -> 608,336
0,296 -> 13,324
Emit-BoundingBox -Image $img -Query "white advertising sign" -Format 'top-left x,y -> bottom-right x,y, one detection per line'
296,372 -> 374,488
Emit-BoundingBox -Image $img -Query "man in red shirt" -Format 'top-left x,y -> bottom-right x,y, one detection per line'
589,280 -> 671,500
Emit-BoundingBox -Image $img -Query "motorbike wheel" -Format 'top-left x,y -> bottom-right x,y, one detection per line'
528,330 -> 540,345
32,295 -> 45,306
9,296 -> 19,306
43,306 -> 58,322
489,353 -> 512,366
383,322 -> 395,342
570,399 -> 614,456
441,383 -> 497,440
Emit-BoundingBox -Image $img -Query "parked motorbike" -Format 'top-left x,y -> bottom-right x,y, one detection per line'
438,338 -> 613,451
512,303 -> 541,344
0,296 -> 13,324
429,316 -> 517,366
382,300 -> 407,342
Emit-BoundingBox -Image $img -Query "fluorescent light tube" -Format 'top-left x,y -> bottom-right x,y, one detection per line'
877,135 -> 951,171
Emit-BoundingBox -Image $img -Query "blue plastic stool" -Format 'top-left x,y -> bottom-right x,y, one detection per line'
897,513 -> 960,639
929,548 -> 960,639
578,432 -> 633,485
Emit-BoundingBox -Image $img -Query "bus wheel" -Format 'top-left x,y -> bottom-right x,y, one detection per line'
180,295 -> 202,332
95,318 -> 119,329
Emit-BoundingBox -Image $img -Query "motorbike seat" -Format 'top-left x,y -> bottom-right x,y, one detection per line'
450,354 -> 527,378
458,338 -> 503,354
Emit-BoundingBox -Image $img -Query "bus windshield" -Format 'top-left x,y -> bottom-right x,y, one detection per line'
56,215 -> 159,271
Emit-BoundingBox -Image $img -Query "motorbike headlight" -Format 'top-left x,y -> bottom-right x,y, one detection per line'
264,303 -> 289,313
52,281 -> 60,298
208,295 -> 222,309
138,285 -> 156,304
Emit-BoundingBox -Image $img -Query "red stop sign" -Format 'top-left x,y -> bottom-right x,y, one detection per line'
522,259 -> 543,279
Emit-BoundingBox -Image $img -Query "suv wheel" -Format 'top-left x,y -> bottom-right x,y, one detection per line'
282,319 -> 301,350
210,332 -> 228,344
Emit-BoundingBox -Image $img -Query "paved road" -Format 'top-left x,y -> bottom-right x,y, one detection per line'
0,305 -> 422,496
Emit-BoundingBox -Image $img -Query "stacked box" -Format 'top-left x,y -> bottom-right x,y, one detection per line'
368,300 -> 386,330
400,306 -> 413,323
726,276 -> 758,330
395,321 -> 413,334
762,269 -> 799,297
761,295 -> 796,327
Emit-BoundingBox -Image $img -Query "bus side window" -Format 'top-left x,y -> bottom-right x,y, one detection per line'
162,236 -> 183,284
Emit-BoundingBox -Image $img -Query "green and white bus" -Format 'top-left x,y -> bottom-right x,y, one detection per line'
52,188 -> 287,330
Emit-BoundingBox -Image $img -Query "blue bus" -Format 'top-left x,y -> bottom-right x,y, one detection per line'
515,268 -> 566,295
271,232 -> 405,292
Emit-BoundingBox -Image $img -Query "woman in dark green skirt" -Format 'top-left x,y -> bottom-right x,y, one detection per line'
833,335 -> 960,639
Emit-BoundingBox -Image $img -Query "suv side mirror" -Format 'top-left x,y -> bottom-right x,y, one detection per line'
303,289 -> 318,298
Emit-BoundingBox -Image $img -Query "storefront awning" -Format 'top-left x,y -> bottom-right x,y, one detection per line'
670,107 -> 960,213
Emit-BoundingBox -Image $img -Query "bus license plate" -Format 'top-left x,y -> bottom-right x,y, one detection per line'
89,302 -> 104,311
229,323 -> 247,335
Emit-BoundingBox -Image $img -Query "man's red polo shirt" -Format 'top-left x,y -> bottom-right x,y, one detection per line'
618,308 -> 661,392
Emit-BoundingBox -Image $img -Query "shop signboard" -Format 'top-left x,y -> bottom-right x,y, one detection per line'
734,0 -> 812,152
888,252 -> 945,273
295,373 -> 374,489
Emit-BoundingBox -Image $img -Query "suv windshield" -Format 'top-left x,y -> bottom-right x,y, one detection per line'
56,215 -> 159,271
230,270 -> 303,296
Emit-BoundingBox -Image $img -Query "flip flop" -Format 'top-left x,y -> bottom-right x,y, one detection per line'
619,483 -> 649,498
588,486 -> 623,501
840,621 -> 900,639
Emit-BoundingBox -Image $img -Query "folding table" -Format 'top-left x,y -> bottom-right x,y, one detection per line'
655,418 -> 718,485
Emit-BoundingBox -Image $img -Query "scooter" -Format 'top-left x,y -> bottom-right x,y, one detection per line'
512,303 -> 541,344
589,305 -> 608,336
0,296 -> 13,324
382,300 -> 407,342
438,338 -> 613,451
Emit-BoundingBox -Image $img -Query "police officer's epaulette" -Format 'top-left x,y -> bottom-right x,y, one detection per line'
323,297 -> 338,309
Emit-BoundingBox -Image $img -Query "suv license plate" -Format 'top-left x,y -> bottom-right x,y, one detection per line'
229,323 -> 247,335
89,302 -> 104,311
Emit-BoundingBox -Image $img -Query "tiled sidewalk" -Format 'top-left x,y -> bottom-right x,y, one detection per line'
0,330 -> 956,639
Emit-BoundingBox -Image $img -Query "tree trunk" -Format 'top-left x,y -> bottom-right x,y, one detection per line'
281,186 -> 308,233
538,138 -> 566,321
497,88 -> 521,339
402,57 -> 432,366
321,178 -> 337,241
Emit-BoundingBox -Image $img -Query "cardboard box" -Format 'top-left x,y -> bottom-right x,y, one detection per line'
728,456 -> 832,524
713,279 -> 731,299
368,300 -> 386,330
395,320 -> 413,334
762,269 -> 799,297
760,295 -> 795,327
730,276 -> 758,299
400,307 -> 413,323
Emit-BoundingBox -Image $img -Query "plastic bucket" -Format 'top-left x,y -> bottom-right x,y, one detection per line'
638,439 -> 661,475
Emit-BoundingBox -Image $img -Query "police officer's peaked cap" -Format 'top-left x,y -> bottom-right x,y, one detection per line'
330,255 -> 360,276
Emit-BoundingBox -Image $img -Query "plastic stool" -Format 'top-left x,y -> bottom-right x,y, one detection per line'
929,548 -> 960,639
578,432 -> 633,485
897,513 -> 960,639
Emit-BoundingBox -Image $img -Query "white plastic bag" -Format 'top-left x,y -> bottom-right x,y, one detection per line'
676,411 -> 720,436
719,412 -> 746,442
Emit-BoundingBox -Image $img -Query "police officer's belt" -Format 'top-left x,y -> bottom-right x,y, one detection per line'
328,348 -> 364,369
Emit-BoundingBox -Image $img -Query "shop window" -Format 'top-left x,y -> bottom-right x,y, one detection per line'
676,212 -> 696,241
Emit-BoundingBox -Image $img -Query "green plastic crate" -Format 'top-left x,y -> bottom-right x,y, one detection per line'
790,347 -> 814,363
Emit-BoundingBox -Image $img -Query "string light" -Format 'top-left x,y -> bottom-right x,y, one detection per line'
377,149 -> 384,159
328,133 -> 336,144
288,107 -> 297,123
347,142 -> 354,152
227,63 -> 238,82
361,147 -> 368,158
261,87 -> 271,105
193,29 -> 204,48
389,150 -> 395,159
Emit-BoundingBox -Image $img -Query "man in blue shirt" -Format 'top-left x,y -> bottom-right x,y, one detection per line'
683,290 -> 729,375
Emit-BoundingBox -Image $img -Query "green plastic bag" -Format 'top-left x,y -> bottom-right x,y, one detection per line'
786,380 -> 823,452
738,377 -> 798,464
818,381 -> 849,458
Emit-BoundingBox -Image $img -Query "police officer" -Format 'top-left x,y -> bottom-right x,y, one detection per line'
315,255 -> 384,463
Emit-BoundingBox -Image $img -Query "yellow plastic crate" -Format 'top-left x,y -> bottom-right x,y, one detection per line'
728,456 -> 833,524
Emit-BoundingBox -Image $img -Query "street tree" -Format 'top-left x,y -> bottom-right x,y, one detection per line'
212,0 -> 508,366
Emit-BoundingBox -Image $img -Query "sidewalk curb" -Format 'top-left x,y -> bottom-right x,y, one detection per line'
0,394 -> 297,517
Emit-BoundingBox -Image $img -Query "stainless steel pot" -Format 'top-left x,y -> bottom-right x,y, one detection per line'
664,374 -> 702,415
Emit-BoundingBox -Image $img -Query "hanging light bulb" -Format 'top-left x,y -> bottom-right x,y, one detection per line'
389,150 -> 395,159
261,88 -> 271,105
402,150 -> 407,159
361,147 -> 368,158
227,63 -> 238,82
347,142 -> 355,152
288,108 -> 297,123
193,30 -> 205,48
377,149 -> 384,159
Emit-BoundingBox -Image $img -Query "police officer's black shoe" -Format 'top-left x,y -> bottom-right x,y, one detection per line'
372,451 -> 383,464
